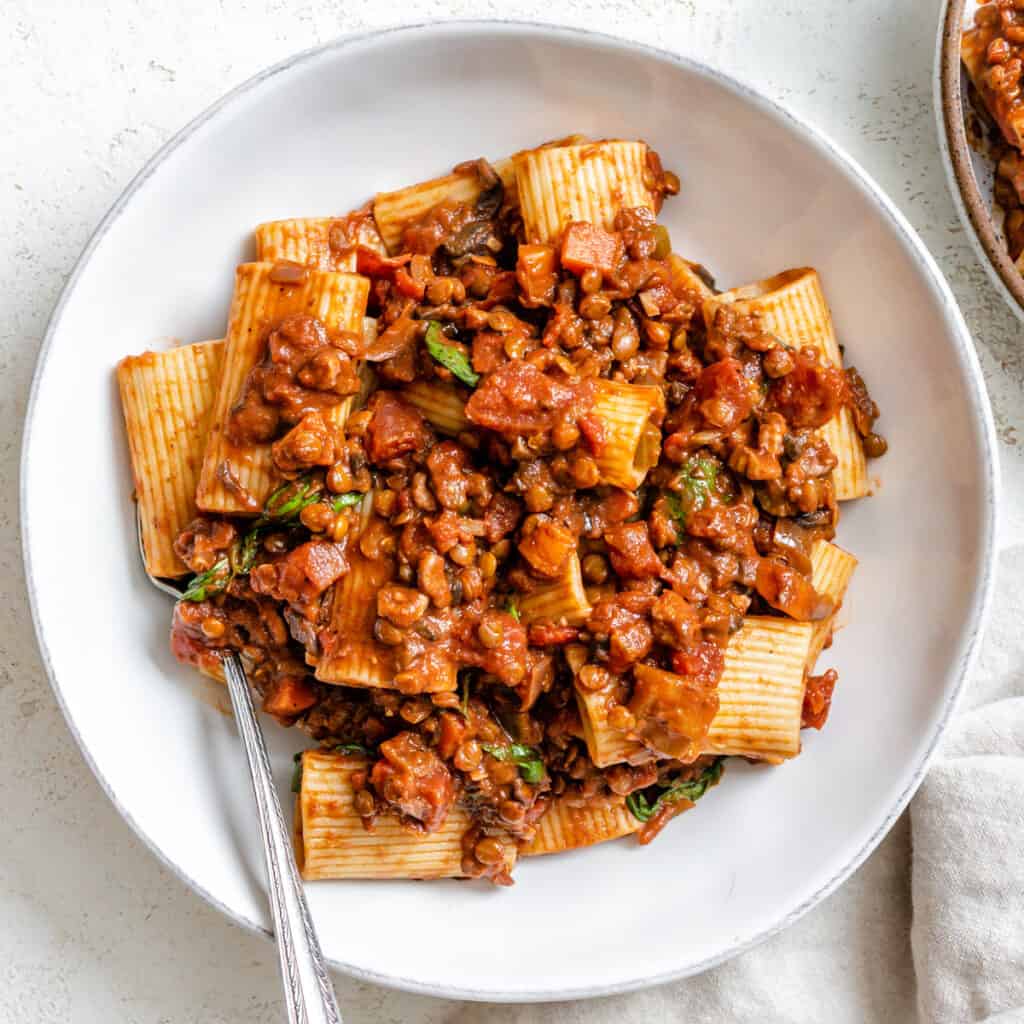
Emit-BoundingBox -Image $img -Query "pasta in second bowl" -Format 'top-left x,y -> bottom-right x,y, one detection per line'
23,22 -> 995,1000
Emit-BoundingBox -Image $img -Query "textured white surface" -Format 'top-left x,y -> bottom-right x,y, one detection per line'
2,1 -> 1022,1022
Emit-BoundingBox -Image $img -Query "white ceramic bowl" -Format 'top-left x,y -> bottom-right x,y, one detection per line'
22,21 -> 997,1001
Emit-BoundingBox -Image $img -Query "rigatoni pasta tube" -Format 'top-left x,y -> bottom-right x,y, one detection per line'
401,380 -> 470,436
297,751 -> 515,880
316,546 -> 457,692
116,340 -> 225,577
373,157 -> 516,254
807,540 -> 858,670
518,553 -> 592,626
705,268 -> 868,500
588,379 -> 665,490
524,796 -> 639,856
514,141 -> 656,245
315,547 -> 397,688
704,616 -> 814,763
819,408 -> 866,500
374,135 -> 588,252
575,680 -> 649,769
195,262 -> 369,515
254,218 -> 359,271
709,269 -> 841,365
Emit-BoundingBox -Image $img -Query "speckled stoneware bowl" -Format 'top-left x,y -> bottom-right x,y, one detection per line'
938,0 -> 1024,319
23,21 -> 998,1002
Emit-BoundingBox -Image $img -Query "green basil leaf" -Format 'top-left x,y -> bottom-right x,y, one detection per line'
334,743 -> 372,756
482,742 -> 545,783
233,528 -> 263,576
625,790 -> 656,822
668,456 -> 721,529
260,474 -> 322,526
506,743 -> 537,761
505,598 -> 521,622
330,492 -> 363,512
424,321 -> 479,387
290,751 -> 304,793
180,557 -> 232,602
626,758 -> 724,823
665,493 -> 685,527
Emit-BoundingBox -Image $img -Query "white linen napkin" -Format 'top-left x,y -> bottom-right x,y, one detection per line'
910,545 -> 1024,1023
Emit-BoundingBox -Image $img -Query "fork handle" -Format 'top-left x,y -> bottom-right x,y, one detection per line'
222,654 -> 343,1024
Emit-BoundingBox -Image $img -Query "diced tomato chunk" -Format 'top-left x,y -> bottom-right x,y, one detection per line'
577,413 -> 607,455
393,266 -> 425,300
354,246 -> 411,277
528,623 -> 579,645
472,331 -> 508,373
365,391 -> 430,463
371,732 -> 455,832
603,522 -> 663,578
770,349 -> 847,429
802,669 -> 838,729
670,640 -> 725,688
694,358 -> 756,431
465,362 -> 576,436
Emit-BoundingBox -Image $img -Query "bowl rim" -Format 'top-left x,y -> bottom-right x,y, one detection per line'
20,19 -> 999,1001
937,0 -> 1024,319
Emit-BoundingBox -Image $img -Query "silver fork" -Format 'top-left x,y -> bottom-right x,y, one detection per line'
138,511 -> 343,1024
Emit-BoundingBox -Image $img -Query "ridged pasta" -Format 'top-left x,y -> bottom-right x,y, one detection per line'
315,547 -> 397,687
514,141 -> 656,245
401,380 -> 470,435
518,553 -> 592,626
807,539 -> 858,669
705,268 -> 868,500
821,406 -> 869,500
254,218 -> 359,271
575,682 -> 649,769
705,616 -> 814,763
589,379 -> 665,490
116,340 -> 225,576
709,269 -> 841,364
195,263 -> 369,515
373,135 -> 589,252
315,546 -> 457,692
668,254 -> 715,304
523,795 -> 638,856
297,751 -> 515,880
373,158 -> 516,254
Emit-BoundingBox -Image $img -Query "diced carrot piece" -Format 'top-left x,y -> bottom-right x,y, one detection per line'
516,243 -> 558,305
263,675 -> 318,717
560,222 -> 624,277
518,517 -> 575,577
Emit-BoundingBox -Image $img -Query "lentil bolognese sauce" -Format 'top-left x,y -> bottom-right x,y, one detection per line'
119,137 -> 884,884
963,0 -> 1024,264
